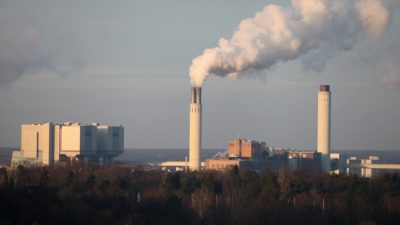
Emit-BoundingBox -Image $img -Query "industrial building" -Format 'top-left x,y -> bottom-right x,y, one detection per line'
206,141 -> 323,173
205,138 -> 287,172
346,156 -> 379,177
288,151 -> 321,172
204,85 -> 335,173
344,156 -> 400,178
162,84 -> 400,176
163,84 -> 335,172
330,153 -> 348,174
205,158 -> 239,170
11,122 -> 124,166
228,139 -> 268,159
205,158 -> 287,173
205,138 -> 269,170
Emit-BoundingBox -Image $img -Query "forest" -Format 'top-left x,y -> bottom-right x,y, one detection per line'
0,164 -> 399,225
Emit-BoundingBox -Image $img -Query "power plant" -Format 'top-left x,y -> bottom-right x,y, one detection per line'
11,122 -> 124,166
164,85 -> 332,172
189,87 -> 202,170
317,85 -> 331,172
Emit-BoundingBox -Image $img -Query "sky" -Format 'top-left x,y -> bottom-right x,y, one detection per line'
0,0 -> 399,150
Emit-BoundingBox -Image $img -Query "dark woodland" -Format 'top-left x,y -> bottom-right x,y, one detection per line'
0,165 -> 399,225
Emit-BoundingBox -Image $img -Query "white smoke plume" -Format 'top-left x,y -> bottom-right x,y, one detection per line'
0,26 -> 84,87
383,64 -> 400,91
212,150 -> 229,159
189,0 -> 389,87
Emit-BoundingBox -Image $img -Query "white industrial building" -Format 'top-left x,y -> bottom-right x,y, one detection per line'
11,122 -> 124,166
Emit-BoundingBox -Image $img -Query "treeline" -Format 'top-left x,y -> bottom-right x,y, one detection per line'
0,165 -> 399,225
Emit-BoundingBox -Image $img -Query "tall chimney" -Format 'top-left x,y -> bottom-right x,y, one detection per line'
189,87 -> 202,170
317,85 -> 331,172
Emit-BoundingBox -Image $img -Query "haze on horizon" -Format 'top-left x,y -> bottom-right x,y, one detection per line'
0,0 -> 399,151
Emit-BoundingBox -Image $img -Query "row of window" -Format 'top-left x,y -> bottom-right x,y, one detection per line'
211,164 -> 228,168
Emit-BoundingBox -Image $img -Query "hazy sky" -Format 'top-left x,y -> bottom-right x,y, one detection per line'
0,0 -> 399,150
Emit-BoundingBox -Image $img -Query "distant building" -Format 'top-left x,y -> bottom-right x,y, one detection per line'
205,138 -> 287,172
228,139 -> 268,160
205,158 -> 239,170
288,151 -> 321,172
330,153 -> 347,174
346,156 -> 380,178
205,158 -> 287,173
206,138 -> 326,173
11,122 -> 124,166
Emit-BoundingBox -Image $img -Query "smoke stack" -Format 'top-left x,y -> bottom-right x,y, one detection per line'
317,84 -> 331,172
189,87 -> 202,170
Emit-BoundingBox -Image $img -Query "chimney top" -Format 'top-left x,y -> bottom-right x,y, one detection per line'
191,87 -> 202,104
319,85 -> 330,92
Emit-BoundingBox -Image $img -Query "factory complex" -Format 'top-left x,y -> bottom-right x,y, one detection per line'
203,138 -> 339,174
161,84 -> 400,178
7,84 -> 400,178
11,122 -> 124,166
204,139 -> 286,172
162,85 -> 332,173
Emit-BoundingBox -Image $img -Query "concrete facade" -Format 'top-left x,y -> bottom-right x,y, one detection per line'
11,122 -> 124,166
96,124 -> 124,156
60,123 -> 97,158
13,123 -> 54,165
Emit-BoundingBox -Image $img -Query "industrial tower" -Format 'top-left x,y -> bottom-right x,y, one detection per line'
189,87 -> 202,170
317,85 -> 331,172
